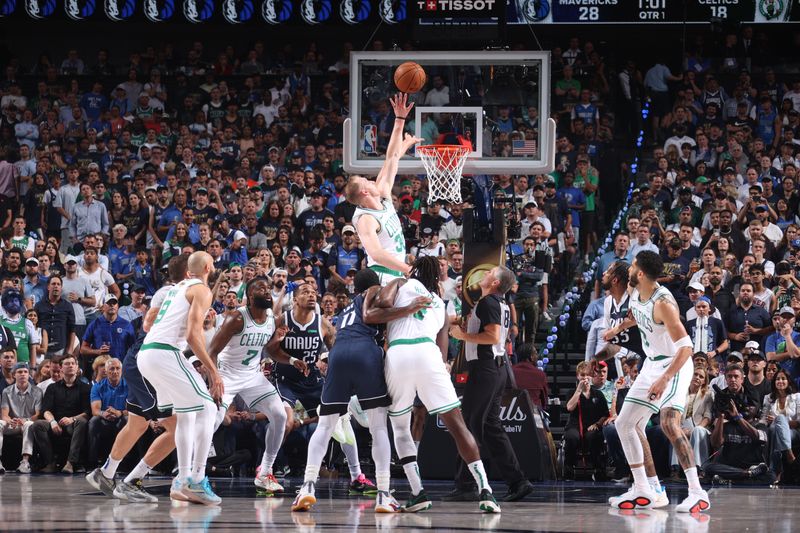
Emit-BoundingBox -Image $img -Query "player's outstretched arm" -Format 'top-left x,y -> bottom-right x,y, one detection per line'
321,316 -> 336,349
207,310 -> 244,365
375,93 -> 416,198
356,215 -> 411,275
362,281 -> 431,324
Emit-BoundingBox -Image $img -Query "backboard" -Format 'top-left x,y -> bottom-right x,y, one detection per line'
343,51 -> 556,176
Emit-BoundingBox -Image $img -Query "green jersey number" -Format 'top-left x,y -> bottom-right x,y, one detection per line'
153,294 -> 174,325
384,216 -> 406,254
242,349 -> 260,366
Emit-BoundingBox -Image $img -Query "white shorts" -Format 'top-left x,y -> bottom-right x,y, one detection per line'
137,342 -> 214,413
219,368 -> 279,411
384,341 -> 461,417
625,356 -> 694,414
369,265 -> 405,287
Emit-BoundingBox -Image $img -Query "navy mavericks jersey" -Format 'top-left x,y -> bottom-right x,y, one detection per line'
335,293 -> 384,344
274,310 -> 325,384
607,293 -> 644,357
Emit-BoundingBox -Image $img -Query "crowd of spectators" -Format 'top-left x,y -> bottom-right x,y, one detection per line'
570,26 -> 800,485
0,26 -> 798,485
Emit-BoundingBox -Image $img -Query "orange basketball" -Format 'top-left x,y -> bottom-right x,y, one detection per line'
394,62 -> 427,94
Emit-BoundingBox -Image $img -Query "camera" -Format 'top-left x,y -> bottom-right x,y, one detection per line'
712,384 -> 748,419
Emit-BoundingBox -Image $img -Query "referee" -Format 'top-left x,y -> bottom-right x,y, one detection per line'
445,265 -> 534,502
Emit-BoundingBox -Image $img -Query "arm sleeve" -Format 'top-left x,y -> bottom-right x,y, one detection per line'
765,333 -> 777,354
82,317 -> 95,344
81,383 -> 92,417
41,385 -> 54,415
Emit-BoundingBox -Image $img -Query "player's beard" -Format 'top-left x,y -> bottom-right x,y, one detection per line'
628,274 -> 639,288
252,295 -> 272,310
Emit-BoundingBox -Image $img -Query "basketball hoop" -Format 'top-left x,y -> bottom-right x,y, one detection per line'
416,144 -> 470,204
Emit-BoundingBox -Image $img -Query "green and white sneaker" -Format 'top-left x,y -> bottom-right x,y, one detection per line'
402,490 -> 432,513
478,489 -> 501,513
113,479 -> 159,503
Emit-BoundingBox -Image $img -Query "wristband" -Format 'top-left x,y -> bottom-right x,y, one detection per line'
289,356 -> 299,366
50,420 -> 58,428
732,414 -> 743,421
395,115 -> 407,120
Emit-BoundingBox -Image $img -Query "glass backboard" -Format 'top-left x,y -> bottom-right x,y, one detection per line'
343,51 -> 556,176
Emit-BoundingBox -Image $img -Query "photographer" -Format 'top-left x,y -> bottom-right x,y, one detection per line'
514,234 -> 548,343
702,364 -> 774,484
564,361 -> 609,480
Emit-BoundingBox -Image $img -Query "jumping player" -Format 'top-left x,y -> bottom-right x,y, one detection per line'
85,255 -> 188,502
206,276 -> 288,494
137,251 -> 223,505
347,93 -> 423,285
291,269 -> 432,513
606,251 -> 710,512
370,256 -> 500,513
268,283 -> 371,493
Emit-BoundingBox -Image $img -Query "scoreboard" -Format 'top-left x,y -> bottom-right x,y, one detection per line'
413,0 -> 800,24
506,0 -> 798,24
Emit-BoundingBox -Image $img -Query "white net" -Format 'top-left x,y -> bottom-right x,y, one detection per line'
417,145 -> 470,204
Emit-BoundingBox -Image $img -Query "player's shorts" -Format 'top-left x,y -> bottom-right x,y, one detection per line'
384,338 -> 461,417
369,265 -> 405,287
276,374 -> 324,417
219,369 -> 279,411
137,342 -> 214,413
624,355 -> 694,414
123,338 -> 172,420
319,340 -> 391,416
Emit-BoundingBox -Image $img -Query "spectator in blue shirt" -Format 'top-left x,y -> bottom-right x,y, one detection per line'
594,233 -> 632,299
80,82 -> 108,122
557,172 -> 586,245
87,357 -> 127,468
23,258 -> 47,308
765,307 -> 800,383
326,224 -> 365,285
80,295 -> 136,368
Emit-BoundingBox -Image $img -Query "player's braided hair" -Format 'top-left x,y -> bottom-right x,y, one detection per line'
410,256 -> 441,296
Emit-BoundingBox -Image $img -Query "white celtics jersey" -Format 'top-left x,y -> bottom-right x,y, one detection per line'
387,279 -> 445,345
629,285 -> 677,360
218,306 -> 275,376
144,278 -> 204,350
352,198 -> 406,272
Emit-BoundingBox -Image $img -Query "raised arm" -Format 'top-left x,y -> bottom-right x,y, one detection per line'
375,93 -> 416,199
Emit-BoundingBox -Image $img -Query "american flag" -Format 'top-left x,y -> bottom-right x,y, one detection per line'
512,139 -> 537,155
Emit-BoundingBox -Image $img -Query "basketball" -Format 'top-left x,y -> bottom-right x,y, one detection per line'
394,62 -> 427,94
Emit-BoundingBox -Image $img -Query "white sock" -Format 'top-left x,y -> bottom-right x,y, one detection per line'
684,467 -> 702,491
124,460 -> 152,484
376,472 -> 390,493
467,461 -> 491,493
647,475 -> 661,492
631,465 -> 649,490
175,412 -> 196,482
191,407 -> 217,482
100,456 -> 121,479
304,464 -> 320,485
402,461 -> 424,495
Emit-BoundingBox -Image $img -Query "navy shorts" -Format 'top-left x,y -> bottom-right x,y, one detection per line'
123,337 -> 172,420
276,373 -> 324,418
319,340 -> 391,416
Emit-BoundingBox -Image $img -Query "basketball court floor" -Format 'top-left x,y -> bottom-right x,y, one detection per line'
0,475 -> 794,532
